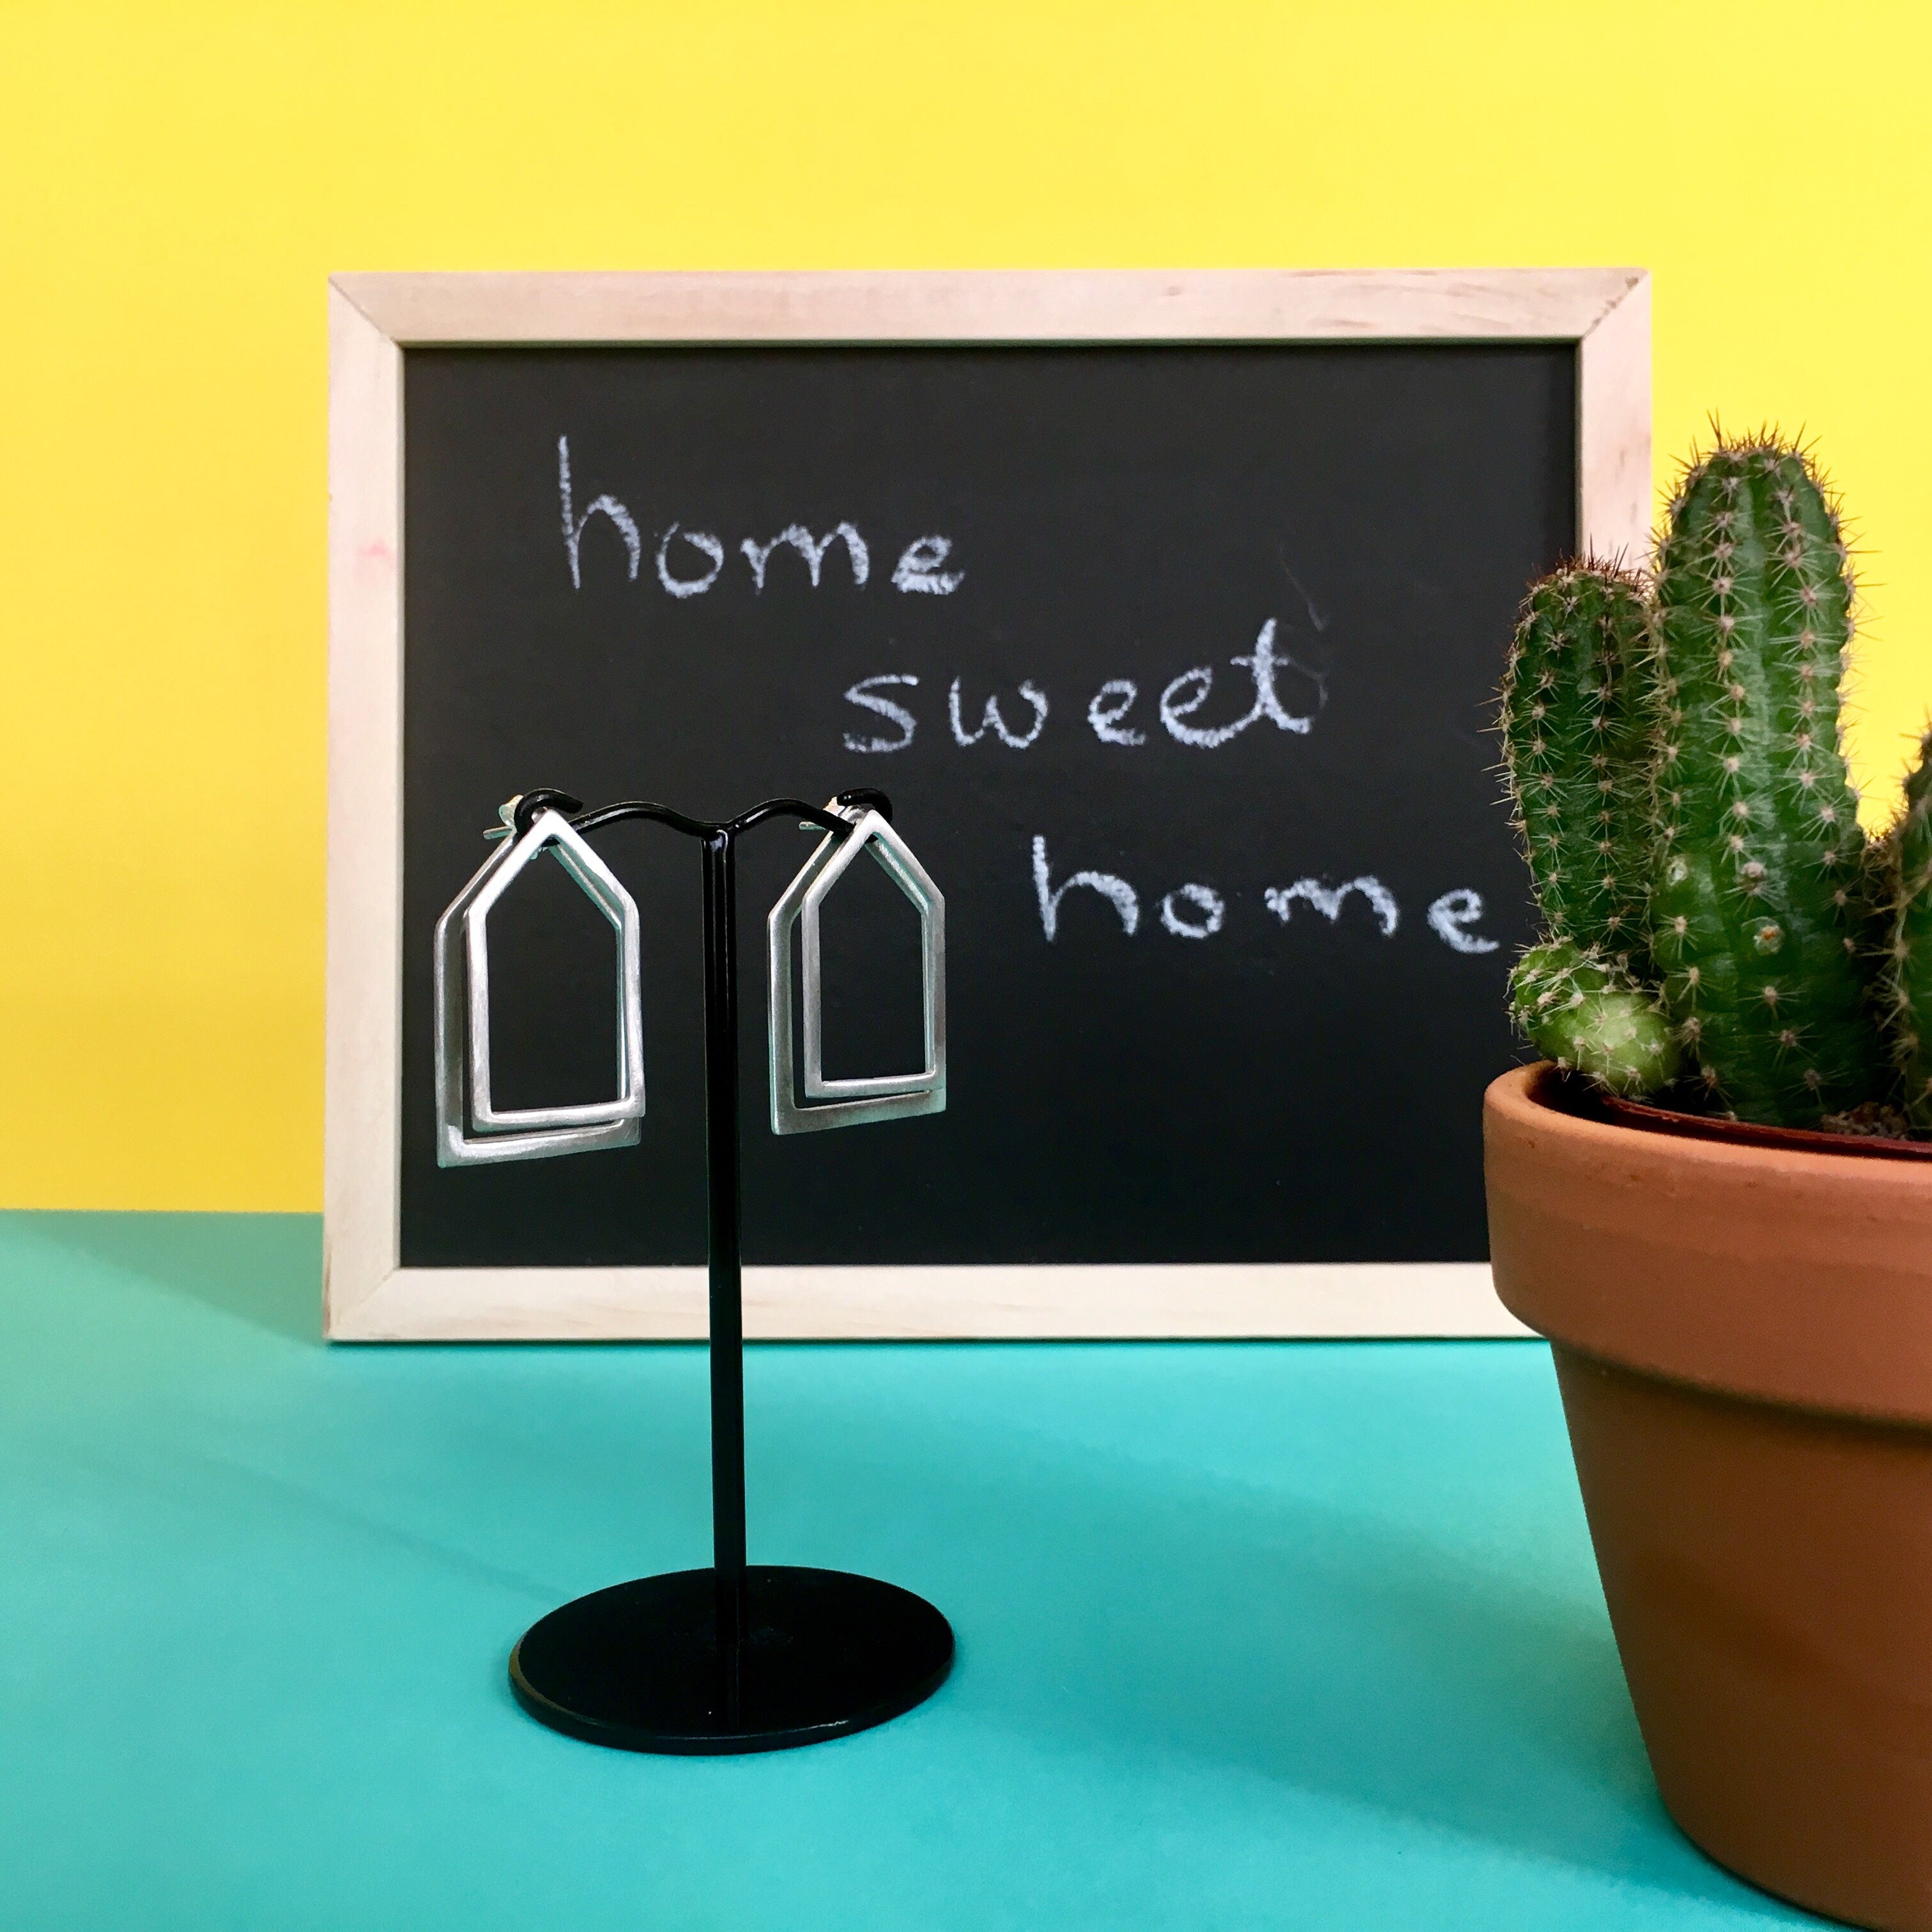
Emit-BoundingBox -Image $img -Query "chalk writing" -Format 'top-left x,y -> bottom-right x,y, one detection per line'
741,524 -> 869,592
1426,889 -> 1499,954
1265,877 -> 1400,937
1032,837 -> 1139,939
1159,620 -> 1321,747
949,678 -> 1048,749
844,620 -> 1324,756
1087,680 -> 1146,746
1161,885 -> 1225,940
893,535 -> 964,595
557,436 -> 641,588
656,525 -> 724,599
1032,839 -> 1497,951
555,443 -> 961,598
842,675 -> 920,754
541,440 -> 1511,994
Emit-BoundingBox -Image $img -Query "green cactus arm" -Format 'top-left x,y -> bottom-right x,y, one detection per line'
1603,610 -> 1660,978
1886,730 -> 1932,1126
1498,562 -> 1654,967
1508,939 -> 1680,1098
1646,439 -> 1884,1126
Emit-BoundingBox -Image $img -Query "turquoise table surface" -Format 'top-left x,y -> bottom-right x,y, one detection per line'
0,1213 -> 1821,1931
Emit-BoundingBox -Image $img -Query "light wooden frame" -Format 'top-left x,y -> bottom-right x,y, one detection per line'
326,268 -> 1650,1342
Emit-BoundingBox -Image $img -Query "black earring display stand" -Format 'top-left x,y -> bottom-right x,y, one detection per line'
500,786 -> 954,1754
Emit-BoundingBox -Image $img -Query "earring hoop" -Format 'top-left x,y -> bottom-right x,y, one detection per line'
767,804 -> 946,1136
433,808 -> 645,1167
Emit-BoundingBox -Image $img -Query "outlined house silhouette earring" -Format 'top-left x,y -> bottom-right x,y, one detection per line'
433,806 -> 647,1166
767,802 -> 946,1134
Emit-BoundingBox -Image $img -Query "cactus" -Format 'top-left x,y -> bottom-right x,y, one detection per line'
1499,562 -> 1654,970
1645,438 -> 1885,1127
1508,939 -> 1680,1096
1884,730 -> 1932,1126
1496,433 -> 1929,1135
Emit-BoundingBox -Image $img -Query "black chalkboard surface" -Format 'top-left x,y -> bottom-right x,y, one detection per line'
399,343 -> 1568,1269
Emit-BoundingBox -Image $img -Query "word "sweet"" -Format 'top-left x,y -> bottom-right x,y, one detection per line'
844,621 -> 1324,755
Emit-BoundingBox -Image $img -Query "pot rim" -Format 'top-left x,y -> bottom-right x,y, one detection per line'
1484,1062 -> 1932,1426
1506,1062 -> 1932,1186
1586,1081 -> 1932,1163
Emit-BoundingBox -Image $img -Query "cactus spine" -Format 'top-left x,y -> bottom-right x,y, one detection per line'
1885,732 -> 1932,1126
1646,441 -> 1883,1126
1499,564 -> 1653,969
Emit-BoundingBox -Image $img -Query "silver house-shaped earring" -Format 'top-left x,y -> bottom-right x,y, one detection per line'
767,804 -> 946,1135
433,807 -> 647,1166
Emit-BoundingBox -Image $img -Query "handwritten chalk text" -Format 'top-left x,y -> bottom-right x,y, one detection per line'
1031,838 -> 1496,951
558,438 -> 960,599
843,622 -> 1325,756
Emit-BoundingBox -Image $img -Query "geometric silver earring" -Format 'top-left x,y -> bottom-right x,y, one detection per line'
433,806 -> 646,1167
767,802 -> 946,1135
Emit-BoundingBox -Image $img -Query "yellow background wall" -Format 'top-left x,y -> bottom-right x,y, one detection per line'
3,1 -> 1928,1209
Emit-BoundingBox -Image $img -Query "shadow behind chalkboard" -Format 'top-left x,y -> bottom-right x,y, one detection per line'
399,344 -> 1568,1269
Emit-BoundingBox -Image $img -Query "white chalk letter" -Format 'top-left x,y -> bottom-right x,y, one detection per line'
842,675 -> 919,754
1232,618 -> 1320,735
1160,667 -> 1248,747
1265,877 -> 1400,937
951,678 -> 1048,749
1427,888 -> 1499,954
1161,884 -> 1225,939
893,535 -> 963,595
1160,618 -> 1324,746
1032,836 -> 1138,940
655,524 -> 724,599
1087,679 -> 1146,746
740,523 -> 870,591
557,435 -> 641,588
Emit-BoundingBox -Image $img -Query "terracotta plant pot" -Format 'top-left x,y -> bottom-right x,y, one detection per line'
1484,1063 -> 1932,1932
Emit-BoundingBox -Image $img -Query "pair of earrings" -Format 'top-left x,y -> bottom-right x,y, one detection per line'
433,800 -> 946,1165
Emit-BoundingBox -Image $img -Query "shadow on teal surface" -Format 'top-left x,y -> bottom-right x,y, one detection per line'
742,1350 -> 1768,1910
0,1215 -> 1818,1927
20,1209 -> 323,1343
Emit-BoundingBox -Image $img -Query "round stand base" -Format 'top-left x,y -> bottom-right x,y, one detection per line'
509,1565 -> 954,1754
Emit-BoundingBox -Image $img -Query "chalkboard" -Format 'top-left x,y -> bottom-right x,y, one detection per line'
399,341 -> 1568,1268
325,270 -> 1650,1337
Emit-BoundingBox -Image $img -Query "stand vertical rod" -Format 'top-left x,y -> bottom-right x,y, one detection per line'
700,831 -> 747,1721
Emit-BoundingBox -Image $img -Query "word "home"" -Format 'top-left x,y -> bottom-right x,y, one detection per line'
558,438 -> 962,599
